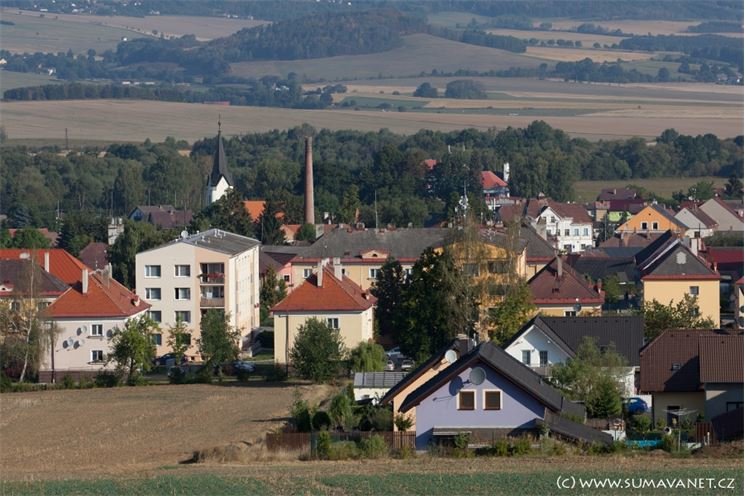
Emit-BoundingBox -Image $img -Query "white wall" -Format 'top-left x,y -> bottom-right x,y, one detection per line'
504,325 -> 570,367
537,207 -> 593,253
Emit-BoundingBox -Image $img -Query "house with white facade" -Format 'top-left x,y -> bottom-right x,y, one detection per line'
526,199 -> 593,253
699,197 -> 744,233
674,206 -> 718,239
504,316 -> 645,397
135,229 -> 261,360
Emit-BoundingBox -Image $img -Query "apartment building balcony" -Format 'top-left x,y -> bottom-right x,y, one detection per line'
199,273 -> 225,284
200,297 -> 225,308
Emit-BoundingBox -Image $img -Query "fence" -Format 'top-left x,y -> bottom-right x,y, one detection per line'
266,431 -> 416,452
695,421 -> 716,445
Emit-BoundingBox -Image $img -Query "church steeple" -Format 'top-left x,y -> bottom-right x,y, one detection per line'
205,117 -> 233,205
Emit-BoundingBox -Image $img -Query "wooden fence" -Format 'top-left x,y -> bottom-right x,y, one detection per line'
266,431 -> 415,452
695,421 -> 717,445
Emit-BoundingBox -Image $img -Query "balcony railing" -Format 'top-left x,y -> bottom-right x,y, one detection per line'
200,297 -> 225,308
200,273 -> 225,284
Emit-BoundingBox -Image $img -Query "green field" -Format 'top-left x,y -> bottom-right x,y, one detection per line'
0,9 -> 149,54
573,176 -> 727,202
0,70 -> 62,92
230,34 -> 548,81
426,11 -> 492,28
3,467 -> 742,495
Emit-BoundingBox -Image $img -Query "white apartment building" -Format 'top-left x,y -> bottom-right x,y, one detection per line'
529,200 -> 593,253
135,229 -> 260,359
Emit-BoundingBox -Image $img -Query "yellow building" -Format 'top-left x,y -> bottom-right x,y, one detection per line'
638,239 -> 720,324
616,204 -> 686,235
272,264 -> 375,365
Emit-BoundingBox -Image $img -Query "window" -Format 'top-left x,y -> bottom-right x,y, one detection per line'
176,333 -> 192,347
641,222 -> 648,230
91,350 -> 104,363
726,402 -> 744,412
144,265 -> 161,278
327,318 -> 340,330
671,362 -> 681,371
175,265 -> 191,277
404,268 -> 413,277
563,244 -> 572,253
458,390 -> 475,410
303,269 -> 312,278
147,310 -> 162,323
91,324 -> 103,337
583,227 -> 589,236
175,288 -> 191,300
539,351 -> 548,366
522,350 -> 531,365
488,260 -> 509,274
484,391 -> 502,410
151,333 -> 162,346
283,275 -> 290,282
369,268 -> 380,279
145,288 -> 161,300
565,311 -> 577,317
11,301 -> 20,312
689,286 -> 699,296
573,228 -> 579,236
652,222 -> 659,230
462,263 -> 479,276
564,229 -> 570,236
550,216 -> 556,224
175,311 -> 191,323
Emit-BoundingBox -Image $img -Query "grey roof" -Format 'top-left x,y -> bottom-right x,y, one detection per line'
540,410 -> 613,446
536,316 -> 644,366
633,230 -> 676,266
400,341 -> 586,419
639,240 -> 717,277
0,259 -> 69,296
208,131 -> 233,187
650,203 -> 686,228
520,224 -> 555,261
570,255 -> 637,283
296,227 -> 451,261
145,228 -> 259,255
353,372 -> 407,388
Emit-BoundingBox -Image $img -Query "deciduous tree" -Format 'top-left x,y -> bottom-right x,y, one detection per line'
641,295 -> 715,340
290,318 -> 346,382
108,315 -> 158,384
198,310 -> 241,376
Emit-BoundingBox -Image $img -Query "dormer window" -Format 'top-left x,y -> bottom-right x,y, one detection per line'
671,363 -> 681,371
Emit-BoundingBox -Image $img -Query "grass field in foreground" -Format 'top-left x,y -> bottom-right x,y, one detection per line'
573,176 -> 727,202
3,467 -> 742,496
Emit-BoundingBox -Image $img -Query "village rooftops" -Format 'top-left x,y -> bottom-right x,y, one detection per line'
528,257 -> 604,305
46,270 -> 150,319
0,259 -> 69,298
0,249 -> 90,286
271,265 -> 375,313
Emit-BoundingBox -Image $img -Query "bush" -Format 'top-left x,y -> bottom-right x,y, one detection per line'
95,371 -> 121,388
78,377 -> 95,389
394,413 -> 413,432
370,408 -> 393,431
395,445 -> 415,459
493,438 -> 510,456
317,430 -> 331,460
264,364 -> 288,382
236,370 -> 251,383
511,436 -> 532,456
328,441 -> 360,460
312,410 -> 332,431
0,372 -> 12,392
168,367 -> 186,384
540,438 -> 567,456
453,432 -> 473,458
360,434 -> 389,459
661,433 -> 676,452
194,366 -> 213,384
62,375 -> 75,389
127,375 -> 149,386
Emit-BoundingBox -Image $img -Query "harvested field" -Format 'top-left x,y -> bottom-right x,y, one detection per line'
548,19 -> 698,35
230,34 -> 547,81
574,176 -> 727,202
0,383 -> 333,479
486,28 -> 626,46
16,11 -> 269,41
524,46 -> 655,62
0,8 -> 149,54
2,99 -> 741,144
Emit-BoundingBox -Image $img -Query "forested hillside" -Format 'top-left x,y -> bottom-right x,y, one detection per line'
1,123 -> 741,229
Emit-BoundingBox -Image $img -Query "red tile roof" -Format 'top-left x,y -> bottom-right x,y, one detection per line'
699,335 -> 743,383
271,266 -> 374,313
528,257 -> 603,305
481,171 -> 507,189
702,247 -> 744,265
46,271 -> 149,318
422,159 -> 437,171
640,329 -> 736,393
243,200 -> 267,221
0,249 -> 88,286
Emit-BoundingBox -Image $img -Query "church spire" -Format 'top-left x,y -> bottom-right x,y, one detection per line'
208,116 -> 232,188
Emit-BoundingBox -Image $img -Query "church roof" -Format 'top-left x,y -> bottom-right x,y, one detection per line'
208,130 -> 233,187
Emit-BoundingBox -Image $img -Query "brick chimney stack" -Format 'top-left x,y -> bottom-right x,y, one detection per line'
82,268 -> 89,294
304,136 -> 315,225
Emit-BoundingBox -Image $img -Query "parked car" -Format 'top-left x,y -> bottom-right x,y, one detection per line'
153,353 -> 187,367
624,397 -> 649,415
385,359 -> 395,371
400,358 -> 415,371
232,360 -> 256,373
385,347 -> 402,359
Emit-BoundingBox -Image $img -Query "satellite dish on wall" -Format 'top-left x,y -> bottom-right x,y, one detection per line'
444,350 -> 458,364
66,337 -> 74,347
180,230 -> 189,239
469,367 -> 486,386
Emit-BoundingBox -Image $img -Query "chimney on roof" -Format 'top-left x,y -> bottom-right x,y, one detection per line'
43,251 -> 50,273
333,259 -> 343,280
82,268 -> 89,294
556,256 -> 563,279
316,260 -> 323,287
304,136 -> 315,225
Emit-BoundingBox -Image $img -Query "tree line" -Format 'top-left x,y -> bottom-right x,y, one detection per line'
619,34 -> 743,71
1,123 -> 741,233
